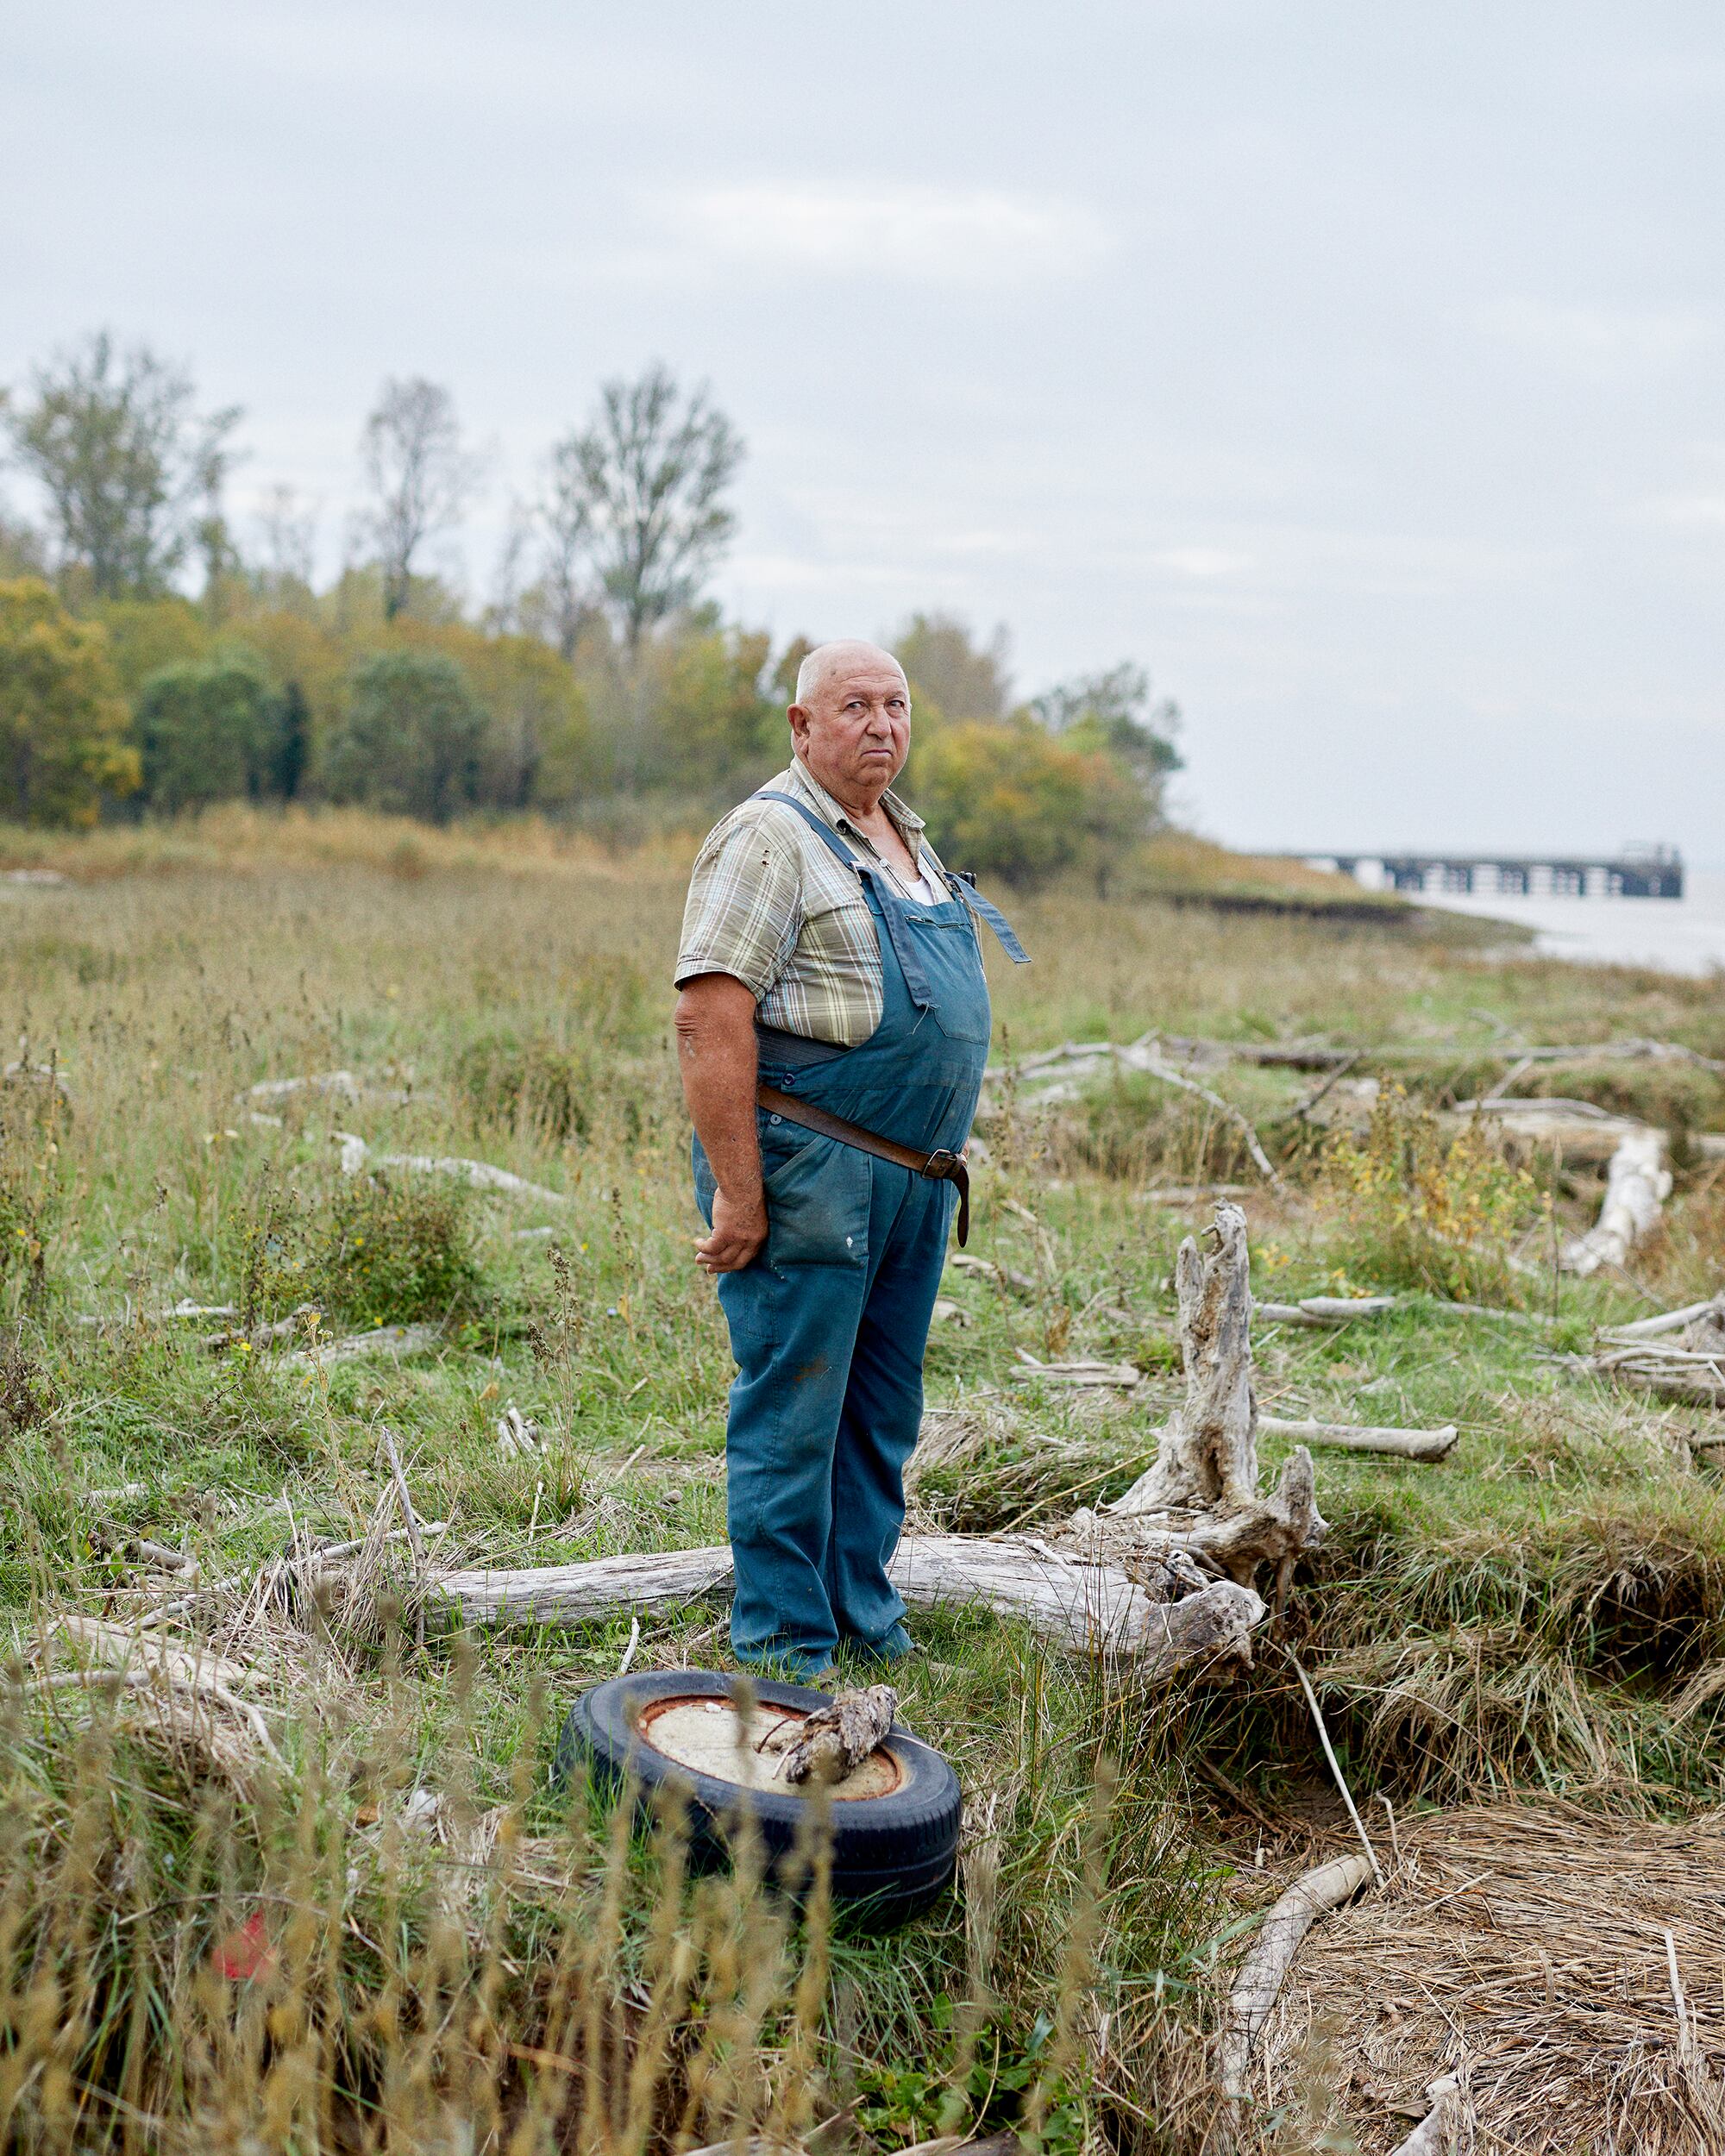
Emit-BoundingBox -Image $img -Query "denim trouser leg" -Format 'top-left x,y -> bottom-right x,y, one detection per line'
720,1250 -> 867,1674
825,1176 -> 952,1646
719,1162 -> 950,1675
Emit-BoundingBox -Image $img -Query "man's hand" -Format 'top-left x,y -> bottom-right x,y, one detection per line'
675,971 -> 768,1277
694,1181 -> 768,1274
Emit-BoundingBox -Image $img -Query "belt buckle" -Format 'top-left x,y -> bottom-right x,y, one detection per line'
923,1148 -> 958,1181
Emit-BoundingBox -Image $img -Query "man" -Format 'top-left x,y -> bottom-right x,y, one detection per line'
674,639 -> 1026,1682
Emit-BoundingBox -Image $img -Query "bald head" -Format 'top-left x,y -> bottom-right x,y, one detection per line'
794,639 -> 907,707
788,639 -> 913,813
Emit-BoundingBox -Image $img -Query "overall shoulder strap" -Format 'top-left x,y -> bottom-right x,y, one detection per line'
944,872 -> 1032,964
753,789 -> 862,869
755,791 -> 938,1008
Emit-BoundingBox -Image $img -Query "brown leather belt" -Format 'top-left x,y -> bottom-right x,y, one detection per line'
756,1084 -> 971,1246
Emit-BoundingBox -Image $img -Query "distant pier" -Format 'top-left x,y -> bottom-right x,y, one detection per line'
1283,845 -> 1684,899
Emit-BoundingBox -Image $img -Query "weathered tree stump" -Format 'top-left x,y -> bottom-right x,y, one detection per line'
1071,1202 -> 1327,1590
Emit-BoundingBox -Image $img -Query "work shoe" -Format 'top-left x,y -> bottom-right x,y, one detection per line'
849,1621 -> 916,1670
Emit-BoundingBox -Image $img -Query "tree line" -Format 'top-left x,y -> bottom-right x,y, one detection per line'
0,332 -> 1180,885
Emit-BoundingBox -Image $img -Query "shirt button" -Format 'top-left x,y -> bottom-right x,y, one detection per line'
768,1112 -> 781,1125
845,1236 -> 854,1246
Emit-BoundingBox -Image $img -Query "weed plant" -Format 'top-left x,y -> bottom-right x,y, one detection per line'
238,1170 -> 485,1330
1320,1081 -> 1543,1299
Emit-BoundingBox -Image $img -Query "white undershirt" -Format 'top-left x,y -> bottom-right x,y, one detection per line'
826,797 -> 940,902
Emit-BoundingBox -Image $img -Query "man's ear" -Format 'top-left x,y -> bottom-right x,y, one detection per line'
787,703 -> 811,746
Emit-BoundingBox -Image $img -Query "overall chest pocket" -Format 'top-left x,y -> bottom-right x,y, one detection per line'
905,912 -> 992,1044
759,1123 -> 871,1270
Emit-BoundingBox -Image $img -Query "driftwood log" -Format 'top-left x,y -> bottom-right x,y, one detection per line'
334,1132 -> 570,1207
1114,1205 -> 1262,1514
990,1031 -> 1725,1084
1456,1095 -> 1645,1166
1454,1100 -> 1676,1275
1255,1294 -> 1396,1328
1563,1125 -> 1672,1275
246,1069 -> 415,1107
1601,1296 -> 1725,1343
1386,2075 -> 1467,2156
1217,1852 -> 1376,2103
1258,1415 -> 1458,1463
431,1536 -> 1266,1672
433,1202 -> 1317,1680
1585,1296 -> 1725,1411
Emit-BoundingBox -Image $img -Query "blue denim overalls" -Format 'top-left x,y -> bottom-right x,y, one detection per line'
693,791 -> 1027,1677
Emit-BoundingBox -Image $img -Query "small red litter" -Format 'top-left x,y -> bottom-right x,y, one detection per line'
211,1911 -> 276,1982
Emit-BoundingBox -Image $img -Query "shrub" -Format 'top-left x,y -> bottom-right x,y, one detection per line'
319,650 -> 488,824
912,719 -> 1092,887
457,1033 -> 597,1144
242,1171 -> 484,1329
1322,1081 -> 1542,1297
134,652 -> 290,812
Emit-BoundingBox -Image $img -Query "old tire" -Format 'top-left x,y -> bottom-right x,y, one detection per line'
554,1669 -> 961,1930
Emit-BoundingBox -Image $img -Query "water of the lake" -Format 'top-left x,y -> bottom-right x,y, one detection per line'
1406,868 -> 1725,979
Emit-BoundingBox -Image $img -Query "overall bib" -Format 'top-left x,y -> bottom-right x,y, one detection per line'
693,792 -> 1026,1677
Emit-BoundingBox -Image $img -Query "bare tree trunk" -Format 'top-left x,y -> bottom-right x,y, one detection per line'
1113,1201 -> 1258,1514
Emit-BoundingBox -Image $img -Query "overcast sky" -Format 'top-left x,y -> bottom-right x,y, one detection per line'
5,2 -> 1722,858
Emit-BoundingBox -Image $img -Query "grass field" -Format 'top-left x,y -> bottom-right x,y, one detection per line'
3,806 -> 1724,2153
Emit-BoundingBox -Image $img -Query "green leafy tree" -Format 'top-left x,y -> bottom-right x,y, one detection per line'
546,365 -> 743,655
134,654 -> 285,813
912,718 -> 1093,887
652,617 -> 777,793
319,650 -> 487,824
1034,661 -> 1182,808
90,596 -> 210,694
0,509 -> 47,579
1034,662 -> 1183,893
0,578 -> 139,825
771,634 -> 814,705
5,334 -> 241,598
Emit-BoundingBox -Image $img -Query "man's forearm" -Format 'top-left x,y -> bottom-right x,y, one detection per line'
674,973 -> 768,1272
678,1013 -> 762,1198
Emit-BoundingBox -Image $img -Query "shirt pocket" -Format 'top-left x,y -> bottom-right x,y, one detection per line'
759,1125 -> 870,1270
800,889 -> 880,963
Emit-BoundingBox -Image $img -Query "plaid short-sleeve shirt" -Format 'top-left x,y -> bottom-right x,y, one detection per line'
674,761 -> 957,1046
